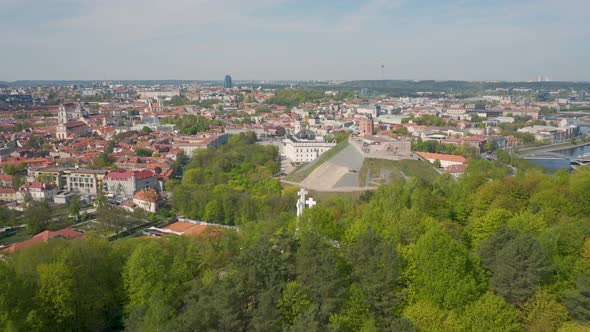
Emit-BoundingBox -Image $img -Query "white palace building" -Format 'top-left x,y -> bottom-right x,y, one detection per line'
282,130 -> 337,163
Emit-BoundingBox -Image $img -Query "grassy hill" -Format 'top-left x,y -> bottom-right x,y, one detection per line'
359,158 -> 440,186
285,139 -> 350,183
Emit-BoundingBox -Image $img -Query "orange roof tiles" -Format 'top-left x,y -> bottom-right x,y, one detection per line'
1,228 -> 83,253
416,151 -> 467,163
161,221 -> 223,237
444,164 -> 469,174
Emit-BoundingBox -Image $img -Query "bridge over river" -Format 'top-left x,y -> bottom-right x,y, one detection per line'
523,151 -> 590,167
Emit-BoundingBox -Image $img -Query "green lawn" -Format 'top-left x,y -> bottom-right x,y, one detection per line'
285,138 -> 351,183
359,158 -> 439,186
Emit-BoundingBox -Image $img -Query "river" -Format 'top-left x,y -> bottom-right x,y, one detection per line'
528,143 -> 590,170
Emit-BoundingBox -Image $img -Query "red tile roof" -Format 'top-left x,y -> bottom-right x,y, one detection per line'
0,174 -> 14,183
416,151 -> 467,163
104,169 -> 155,181
161,221 -> 223,237
134,188 -> 159,202
443,164 -> 469,174
1,228 -> 83,253
0,187 -> 16,194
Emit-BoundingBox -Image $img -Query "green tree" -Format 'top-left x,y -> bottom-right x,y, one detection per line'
24,201 -> 51,234
345,227 -> 403,329
37,261 -> 75,325
484,232 -> 551,304
0,263 -> 34,331
408,227 -> 485,310
69,196 -> 81,222
466,208 -> 512,247
563,275 -> 590,322
279,282 -> 312,326
275,126 -> 286,136
123,238 -> 201,315
296,232 -> 347,324
166,276 -> 244,332
329,284 -> 372,332
299,206 -> 343,241
523,289 -> 568,332
90,152 -> 116,169
135,147 -> 153,157
461,292 -> 521,332
558,321 -> 590,331
403,301 -> 460,332
0,206 -> 17,228
433,159 -> 441,168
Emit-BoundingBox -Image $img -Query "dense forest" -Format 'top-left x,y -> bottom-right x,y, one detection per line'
1,140 -> 590,331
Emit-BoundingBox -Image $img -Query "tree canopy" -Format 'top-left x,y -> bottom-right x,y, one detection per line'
2,144 -> 590,331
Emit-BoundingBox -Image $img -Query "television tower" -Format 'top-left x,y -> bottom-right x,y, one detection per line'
381,64 -> 385,80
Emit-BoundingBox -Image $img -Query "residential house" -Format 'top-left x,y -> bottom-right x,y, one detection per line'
16,182 -> 57,204
133,188 -> 160,213
416,152 -> 467,168
0,187 -> 16,201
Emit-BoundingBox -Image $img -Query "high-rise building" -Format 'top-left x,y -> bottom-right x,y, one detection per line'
224,75 -> 232,89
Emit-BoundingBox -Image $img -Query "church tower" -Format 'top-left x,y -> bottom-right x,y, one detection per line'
294,121 -> 302,134
56,105 -> 68,139
58,105 -> 67,124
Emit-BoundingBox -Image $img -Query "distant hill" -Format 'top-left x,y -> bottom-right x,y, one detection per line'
336,80 -> 590,96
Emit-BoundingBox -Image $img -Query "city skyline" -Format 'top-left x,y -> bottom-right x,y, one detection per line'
1,0 -> 589,81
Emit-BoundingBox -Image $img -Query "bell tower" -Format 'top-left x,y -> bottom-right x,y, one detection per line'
56,105 -> 68,139
58,105 -> 67,124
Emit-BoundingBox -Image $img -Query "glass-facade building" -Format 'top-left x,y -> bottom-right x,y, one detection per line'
224,75 -> 232,89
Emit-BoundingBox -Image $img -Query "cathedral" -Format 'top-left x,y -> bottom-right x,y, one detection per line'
55,103 -> 89,140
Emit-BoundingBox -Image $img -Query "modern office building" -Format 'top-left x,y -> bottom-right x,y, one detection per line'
224,75 -> 232,89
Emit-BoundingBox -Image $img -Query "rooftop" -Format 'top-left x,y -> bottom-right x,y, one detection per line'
1,228 -> 83,253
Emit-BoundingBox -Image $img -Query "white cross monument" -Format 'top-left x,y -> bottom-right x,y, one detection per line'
296,188 -> 308,217
296,188 -> 316,234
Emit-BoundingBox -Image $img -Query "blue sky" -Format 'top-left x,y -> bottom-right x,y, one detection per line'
1,0 -> 588,81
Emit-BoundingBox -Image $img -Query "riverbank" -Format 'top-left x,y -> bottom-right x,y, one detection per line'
517,140 -> 590,155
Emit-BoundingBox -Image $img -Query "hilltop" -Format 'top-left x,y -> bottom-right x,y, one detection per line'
284,137 -> 439,191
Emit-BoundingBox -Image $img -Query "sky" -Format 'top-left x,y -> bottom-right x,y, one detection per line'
1,0 -> 588,81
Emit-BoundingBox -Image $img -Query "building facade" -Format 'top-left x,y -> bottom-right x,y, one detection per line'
224,75 -> 232,89
282,131 -> 336,163
0,187 -> 16,201
133,188 -> 160,213
16,182 -> 57,204
358,117 -> 374,136
416,151 -> 467,168
103,169 -> 158,198
33,168 -> 107,197
56,103 -> 89,139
